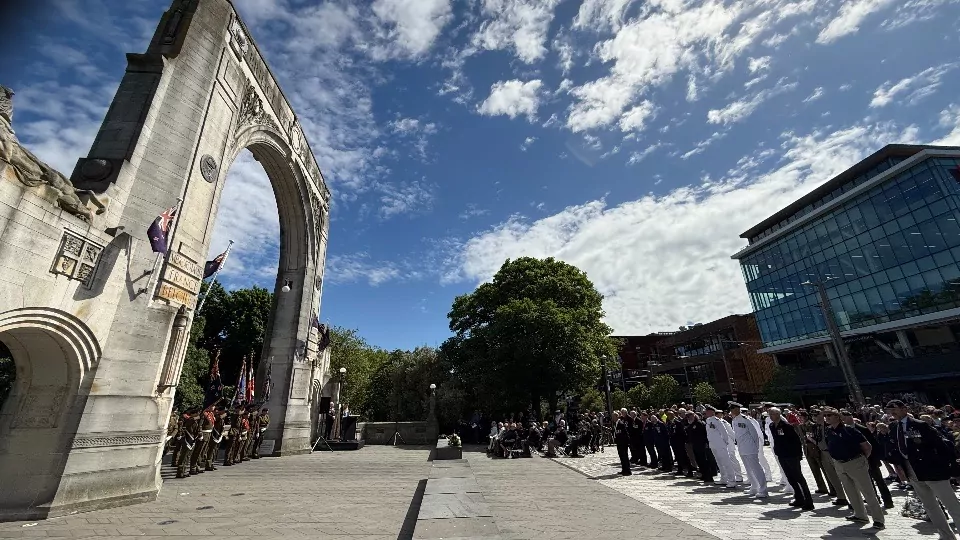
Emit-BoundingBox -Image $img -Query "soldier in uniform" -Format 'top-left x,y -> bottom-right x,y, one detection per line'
798,410 -> 830,494
613,412 -> 631,475
241,408 -> 259,462
165,409 -> 179,461
204,406 -> 227,471
176,409 -> 200,479
627,410 -> 645,466
232,408 -> 251,464
223,405 -> 244,466
169,410 -> 184,467
730,402 -> 768,498
704,405 -> 739,488
252,407 -> 270,459
190,404 -> 215,475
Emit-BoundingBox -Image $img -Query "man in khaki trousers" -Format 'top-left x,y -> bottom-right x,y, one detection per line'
823,407 -> 885,531
810,409 -> 848,506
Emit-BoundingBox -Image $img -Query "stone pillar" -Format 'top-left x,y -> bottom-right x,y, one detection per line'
823,344 -> 838,366
896,330 -> 914,358
157,305 -> 191,393
426,386 -> 438,441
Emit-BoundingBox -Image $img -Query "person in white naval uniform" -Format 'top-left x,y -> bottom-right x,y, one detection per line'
730,402 -> 768,498
750,412 -> 774,484
704,405 -> 738,488
723,415 -> 744,483
763,403 -> 793,495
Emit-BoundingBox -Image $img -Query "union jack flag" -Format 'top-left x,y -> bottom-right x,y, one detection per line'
203,251 -> 227,279
147,205 -> 178,253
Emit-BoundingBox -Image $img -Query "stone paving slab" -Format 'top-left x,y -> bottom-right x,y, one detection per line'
425,477 -> 482,494
463,447 -> 715,540
419,493 -> 492,519
0,446 -> 432,539
413,516 -> 502,539
553,445 -> 949,540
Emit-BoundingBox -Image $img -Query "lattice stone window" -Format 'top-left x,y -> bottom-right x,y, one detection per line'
51,231 -> 103,288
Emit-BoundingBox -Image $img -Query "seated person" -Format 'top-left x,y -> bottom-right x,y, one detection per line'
525,423 -> 542,456
546,421 -> 568,457
500,423 -> 519,458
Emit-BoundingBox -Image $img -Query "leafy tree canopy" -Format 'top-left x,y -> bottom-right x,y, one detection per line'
442,257 -> 616,418
763,366 -> 799,404
692,381 -> 719,405
648,375 -> 681,408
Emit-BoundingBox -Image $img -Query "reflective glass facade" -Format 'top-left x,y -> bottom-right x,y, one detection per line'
738,155 -> 960,347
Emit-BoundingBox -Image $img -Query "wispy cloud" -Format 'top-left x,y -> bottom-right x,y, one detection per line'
869,63 -> 956,108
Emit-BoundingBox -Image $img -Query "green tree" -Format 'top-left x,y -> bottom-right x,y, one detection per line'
175,316 -> 209,411
627,383 -> 650,408
329,327 -> 389,418
578,387 -> 605,413
197,282 -> 272,383
0,341 -> 14,409
648,375 -> 681,407
610,388 -> 629,410
763,366 -> 799,403
441,257 -> 616,419
692,382 -> 719,405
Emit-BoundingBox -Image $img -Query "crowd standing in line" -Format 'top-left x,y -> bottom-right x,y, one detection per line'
474,399 -> 960,539
164,401 -> 270,478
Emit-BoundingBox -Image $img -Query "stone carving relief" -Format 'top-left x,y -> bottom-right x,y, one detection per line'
229,17 -> 249,59
12,386 -> 66,428
0,86 -> 107,222
237,84 -> 278,135
72,431 -> 163,449
290,123 -> 303,155
200,154 -> 218,183
51,231 -> 104,288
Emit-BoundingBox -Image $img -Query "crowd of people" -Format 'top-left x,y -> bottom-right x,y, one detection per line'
473,399 -> 960,539
164,401 -> 270,478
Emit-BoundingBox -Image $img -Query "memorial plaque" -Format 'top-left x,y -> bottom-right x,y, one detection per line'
157,282 -> 195,306
163,266 -> 200,293
168,252 -> 202,279
259,439 -> 275,457
290,368 -> 309,399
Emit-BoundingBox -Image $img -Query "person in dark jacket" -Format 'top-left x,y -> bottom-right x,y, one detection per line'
841,411 -> 893,509
627,410 -> 646,466
641,412 -> 659,468
613,412 -> 632,476
651,414 -> 673,471
888,400 -> 960,539
685,411 -> 714,483
769,408 -> 814,510
667,410 -> 691,476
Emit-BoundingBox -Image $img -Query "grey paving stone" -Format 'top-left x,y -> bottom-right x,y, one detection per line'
413,517 -> 501,539
424,477 -> 482,494
418,493 -> 492,519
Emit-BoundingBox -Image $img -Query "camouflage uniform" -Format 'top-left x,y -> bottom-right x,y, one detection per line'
204,408 -> 226,471
176,411 -> 200,478
252,409 -> 270,459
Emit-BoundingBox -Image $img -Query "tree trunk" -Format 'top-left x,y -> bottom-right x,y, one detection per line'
530,391 -> 541,422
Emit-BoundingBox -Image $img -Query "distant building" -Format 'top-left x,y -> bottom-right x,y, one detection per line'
732,144 -> 960,404
612,314 -> 775,403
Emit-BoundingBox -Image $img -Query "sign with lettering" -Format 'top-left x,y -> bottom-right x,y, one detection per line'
164,266 -> 200,293
157,282 -> 196,307
168,252 -> 203,279
259,439 -> 275,457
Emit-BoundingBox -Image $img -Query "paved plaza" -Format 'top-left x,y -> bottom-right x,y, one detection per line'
552,446 -> 950,539
2,444 -> 952,540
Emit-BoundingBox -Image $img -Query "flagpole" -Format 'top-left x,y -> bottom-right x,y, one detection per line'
195,240 -> 235,314
145,197 -> 183,300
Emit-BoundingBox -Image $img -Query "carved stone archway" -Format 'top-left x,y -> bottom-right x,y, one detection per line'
0,0 -> 331,519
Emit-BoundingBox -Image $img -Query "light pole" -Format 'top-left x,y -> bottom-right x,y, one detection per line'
334,366 -> 346,440
677,355 -> 694,402
601,355 -> 614,422
802,279 -> 865,407
714,335 -> 735,398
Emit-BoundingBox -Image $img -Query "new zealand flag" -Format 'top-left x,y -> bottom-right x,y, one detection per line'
147,205 -> 178,253
204,251 -> 227,279
203,349 -> 223,408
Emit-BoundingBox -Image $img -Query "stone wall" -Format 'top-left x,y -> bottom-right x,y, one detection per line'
356,421 -> 438,445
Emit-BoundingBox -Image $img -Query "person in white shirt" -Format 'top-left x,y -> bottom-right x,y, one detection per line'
704,405 -> 739,488
730,402 -> 768,498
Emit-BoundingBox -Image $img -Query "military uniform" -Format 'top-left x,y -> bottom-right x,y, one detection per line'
190,406 -> 215,475
223,408 -> 243,466
203,408 -> 226,471
169,413 -> 184,467
165,411 -> 179,461
241,410 -> 258,461
252,409 -> 270,458
176,411 -> 200,478
229,411 -> 251,464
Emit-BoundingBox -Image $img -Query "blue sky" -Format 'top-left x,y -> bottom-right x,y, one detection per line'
4,0 -> 960,351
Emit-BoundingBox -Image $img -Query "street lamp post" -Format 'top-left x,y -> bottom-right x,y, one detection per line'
802,279 -> 865,408
715,335 -> 735,398
334,366 -> 346,440
677,355 -> 693,402
601,355 -> 614,421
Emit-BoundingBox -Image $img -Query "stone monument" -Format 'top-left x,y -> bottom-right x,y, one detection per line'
0,0 -> 333,520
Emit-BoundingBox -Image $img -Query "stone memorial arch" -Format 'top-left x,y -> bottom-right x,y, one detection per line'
0,0 -> 332,520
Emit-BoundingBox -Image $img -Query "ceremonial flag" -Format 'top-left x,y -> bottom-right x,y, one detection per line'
203,349 -> 223,407
232,356 -> 247,406
262,361 -> 272,403
203,251 -> 227,279
246,363 -> 255,403
147,205 -> 178,254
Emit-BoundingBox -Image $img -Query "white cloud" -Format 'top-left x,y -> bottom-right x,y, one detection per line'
869,63 -> 956,108
471,0 -> 562,63
376,180 -> 436,219
803,87 -> 824,103
816,0 -> 896,44
573,0 -> 637,31
477,79 -> 543,120
326,253 -> 403,286
627,143 -> 662,165
371,0 -> 453,58
444,119 -> 923,334
882,0 -> 960,30
618,100 -> 657,132
680,131 -> 726,160
459,204 -> 490,220
748,56 -> 772,74
565,0 -> 816,132
707,79 -> 798,125
389,117 -> 438,134
520,136 -> 537,151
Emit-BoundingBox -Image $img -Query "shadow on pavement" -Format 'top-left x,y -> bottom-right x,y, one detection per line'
397,478 -> 427,540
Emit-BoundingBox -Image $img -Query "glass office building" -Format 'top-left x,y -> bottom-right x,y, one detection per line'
732,145 -> 960,402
